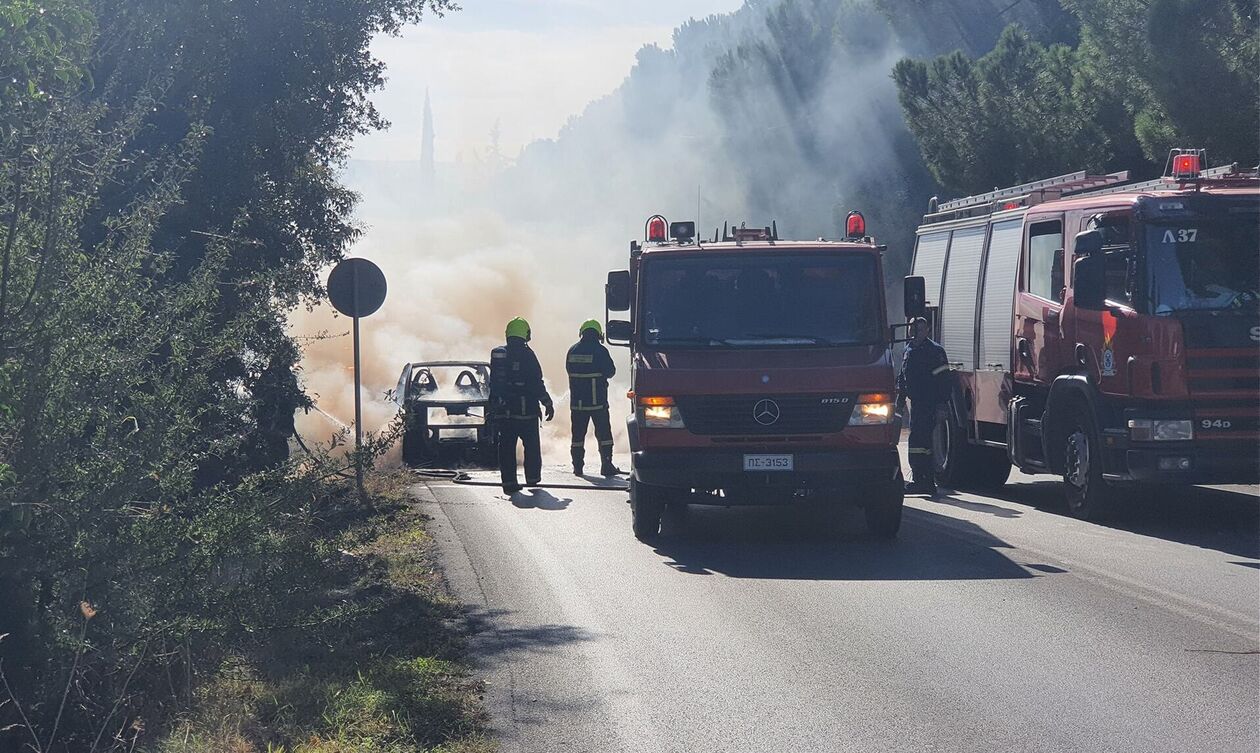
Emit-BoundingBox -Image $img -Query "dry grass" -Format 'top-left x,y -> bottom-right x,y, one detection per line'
145,471 -> 494,753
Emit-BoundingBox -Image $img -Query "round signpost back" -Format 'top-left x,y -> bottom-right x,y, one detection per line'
327,257 -> 387,318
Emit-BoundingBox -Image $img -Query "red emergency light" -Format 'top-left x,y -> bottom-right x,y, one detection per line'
646,215 -> 668,243
845,210 -> 866,239
1171,152 -> 1201,180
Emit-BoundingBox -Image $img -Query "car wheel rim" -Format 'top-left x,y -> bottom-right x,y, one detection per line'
1065,428 -> 1090,491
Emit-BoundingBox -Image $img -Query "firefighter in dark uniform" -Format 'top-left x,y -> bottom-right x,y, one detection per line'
566,320 -> 623,477
489,317 -> 554,495
896,316 -> 951,495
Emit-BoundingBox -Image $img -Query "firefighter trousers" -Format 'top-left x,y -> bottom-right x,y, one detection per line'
570,409 -> 614,468
498,417 -> 542,489
907,400 -> 938,488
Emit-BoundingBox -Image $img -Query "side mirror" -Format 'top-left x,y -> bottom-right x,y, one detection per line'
1072,253 -> 1106,310
606,270 -> 631,312
1073,229 -> 1103,256
890,323 -> 912,344
606,319 -> 632,346
904,276 -> 926,319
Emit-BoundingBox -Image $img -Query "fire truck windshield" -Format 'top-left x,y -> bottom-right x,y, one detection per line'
640,252 -> 881,348
1145,217 -> 1259,315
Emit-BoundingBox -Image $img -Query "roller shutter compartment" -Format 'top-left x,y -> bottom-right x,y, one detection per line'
939,226 -> 986,371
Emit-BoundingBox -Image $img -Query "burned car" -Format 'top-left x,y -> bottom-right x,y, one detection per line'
392,361 -> 496,467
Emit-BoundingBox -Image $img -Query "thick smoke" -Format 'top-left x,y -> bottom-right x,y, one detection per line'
291,0 -> 938,462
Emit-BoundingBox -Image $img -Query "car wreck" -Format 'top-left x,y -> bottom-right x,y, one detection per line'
392,361 -> 496,467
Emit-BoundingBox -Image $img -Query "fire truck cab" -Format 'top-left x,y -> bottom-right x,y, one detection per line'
606,215 -> 909,541
910,153 -> 1259,518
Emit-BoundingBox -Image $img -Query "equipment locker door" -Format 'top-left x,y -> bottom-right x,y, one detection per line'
975,219 -> 1023,426
1015,218 -> 1066,385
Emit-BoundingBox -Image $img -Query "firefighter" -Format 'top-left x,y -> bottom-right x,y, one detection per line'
489,317 -> 554,495
896,316 -> 951,495
566,319 -> 623,477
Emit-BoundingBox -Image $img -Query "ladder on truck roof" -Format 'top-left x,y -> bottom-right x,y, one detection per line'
924,170 -> 1130,226
1063,163 -> 1246,197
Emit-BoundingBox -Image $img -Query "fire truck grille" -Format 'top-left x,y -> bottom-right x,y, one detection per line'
676,394 -> 856,436
1186,348 -> 1260,396
1191,400 -> 1260,441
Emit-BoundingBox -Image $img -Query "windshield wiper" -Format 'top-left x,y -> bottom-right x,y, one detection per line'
649,336 -> 734,347
737,334 -> 838,345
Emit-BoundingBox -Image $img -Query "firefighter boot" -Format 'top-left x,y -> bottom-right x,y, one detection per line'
571,447 -> 584,477
905,454 -> 937,496
599,449 -> 624,477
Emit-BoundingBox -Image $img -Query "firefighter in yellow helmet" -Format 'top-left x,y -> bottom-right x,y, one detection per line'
489,317 -> 554,494
566,319 -> 622,477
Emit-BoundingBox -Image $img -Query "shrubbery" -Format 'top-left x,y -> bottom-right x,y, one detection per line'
0,1 -> 455,749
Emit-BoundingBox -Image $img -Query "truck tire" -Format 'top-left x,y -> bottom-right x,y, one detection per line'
630,478 -> 665,541
969,446 -> 1012,489
933,405 -> 1010,490
1062,405 -> 1110,520
864,477 -> 904,539
932,406 -> 968,488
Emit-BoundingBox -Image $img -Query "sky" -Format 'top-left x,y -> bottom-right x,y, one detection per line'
350,0 -> 748,162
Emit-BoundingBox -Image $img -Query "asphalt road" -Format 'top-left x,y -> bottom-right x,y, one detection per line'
415,453 -> 1260,753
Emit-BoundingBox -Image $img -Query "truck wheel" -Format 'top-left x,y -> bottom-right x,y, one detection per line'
864,478 -> 904,539
932,405 -> 969,488
970,446 -> 1011,489
933,406 -> 1010,490
630,478 -> 664,541
1062,407 -> 1109,520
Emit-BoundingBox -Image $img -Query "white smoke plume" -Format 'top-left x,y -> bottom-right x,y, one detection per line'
290,0 -> 926,464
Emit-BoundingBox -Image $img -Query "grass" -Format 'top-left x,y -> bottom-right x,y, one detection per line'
145,471 -> 495,753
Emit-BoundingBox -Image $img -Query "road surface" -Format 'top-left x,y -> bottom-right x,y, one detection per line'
415,452 -> 1260,753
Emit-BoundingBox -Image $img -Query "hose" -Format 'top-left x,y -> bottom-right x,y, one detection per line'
412,467 -> 628,492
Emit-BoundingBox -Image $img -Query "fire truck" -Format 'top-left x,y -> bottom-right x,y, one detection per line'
908,151 -> 1259,518
605,214 -> 913,541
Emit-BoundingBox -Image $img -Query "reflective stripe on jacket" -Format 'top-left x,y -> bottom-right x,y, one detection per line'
566,335 -> 616,411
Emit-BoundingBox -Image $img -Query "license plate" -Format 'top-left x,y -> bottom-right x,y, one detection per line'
744,454 -> 794,472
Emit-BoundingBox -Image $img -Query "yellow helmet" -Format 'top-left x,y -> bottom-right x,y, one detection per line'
579,319 -> 603,340
505,316 -> 531,341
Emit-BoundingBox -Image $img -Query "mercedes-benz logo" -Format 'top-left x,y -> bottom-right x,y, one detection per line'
753,399 -> 781,426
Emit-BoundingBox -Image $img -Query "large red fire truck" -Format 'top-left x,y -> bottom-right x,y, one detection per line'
909,152 -> 1259,518
605,214 -> 913,541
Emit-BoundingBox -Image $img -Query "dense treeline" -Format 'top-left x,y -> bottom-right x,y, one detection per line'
506,0 -> 1256,285
894,0 -> 1260,194
0,1 -> 449,749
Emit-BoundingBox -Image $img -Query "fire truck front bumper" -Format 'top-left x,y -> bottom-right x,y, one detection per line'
1102,439 -> 1260,485
631,447 -> 902,501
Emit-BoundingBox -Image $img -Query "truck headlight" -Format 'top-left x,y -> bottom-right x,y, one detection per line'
1128,419 -> 1193,441
639,397 -> 685,429
849,393 -> 895,426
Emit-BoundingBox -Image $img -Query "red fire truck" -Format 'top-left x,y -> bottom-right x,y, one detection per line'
605,214 -> 912,541
909,152 -> 1259,518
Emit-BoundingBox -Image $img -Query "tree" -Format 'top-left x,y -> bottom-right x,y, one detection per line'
0,1 -> 453,747
897,0 -> 1260,194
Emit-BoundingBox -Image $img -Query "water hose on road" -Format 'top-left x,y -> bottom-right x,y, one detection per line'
411,468 -> 629,492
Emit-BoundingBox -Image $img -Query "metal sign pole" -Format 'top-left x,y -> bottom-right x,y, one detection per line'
326,256 -> 385,507
353,312 -> 365,502
351,263 -> 366,504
